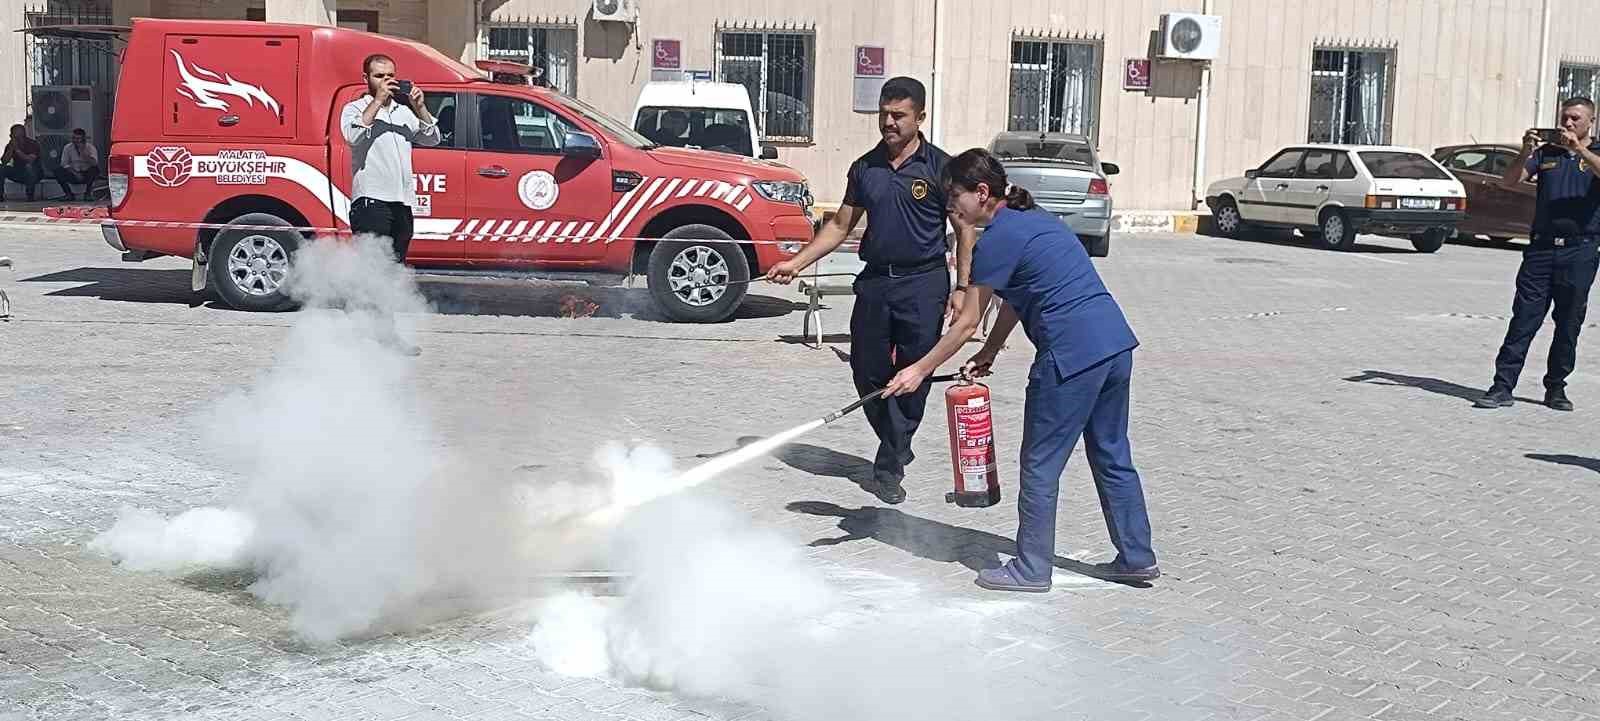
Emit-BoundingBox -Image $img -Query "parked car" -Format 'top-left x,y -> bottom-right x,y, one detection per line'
989,131 -> 1118,257
104,19 -> 817,323
1433,143 -> 1534,242
1205,145 -> 1466,252
632,81 -> 777,160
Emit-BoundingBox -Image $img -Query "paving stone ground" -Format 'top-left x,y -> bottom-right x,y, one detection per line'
1,227 -> 1597,721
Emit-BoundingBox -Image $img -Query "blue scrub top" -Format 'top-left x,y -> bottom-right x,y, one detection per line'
971,206 -> 1139,380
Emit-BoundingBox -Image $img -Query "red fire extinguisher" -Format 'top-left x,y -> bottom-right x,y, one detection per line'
944,377 -> 1001,507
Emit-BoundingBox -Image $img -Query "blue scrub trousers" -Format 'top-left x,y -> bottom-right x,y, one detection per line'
1014,348 -> 1156,582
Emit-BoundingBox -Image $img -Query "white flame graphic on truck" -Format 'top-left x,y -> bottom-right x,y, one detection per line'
170,50 -> 282,116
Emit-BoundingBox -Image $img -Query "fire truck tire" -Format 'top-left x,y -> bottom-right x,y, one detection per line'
646,224 -> 750,323
209,213 -> 302,312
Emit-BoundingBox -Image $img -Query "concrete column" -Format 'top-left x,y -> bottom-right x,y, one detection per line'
113,0 -> 155,26
267,0 -> 336,26
427,0 -> 479,64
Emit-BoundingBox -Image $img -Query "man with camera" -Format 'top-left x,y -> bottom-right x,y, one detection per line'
1476,97 -> 1600,411
340,53 -> 440,355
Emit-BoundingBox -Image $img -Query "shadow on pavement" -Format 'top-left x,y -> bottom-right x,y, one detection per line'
1342,370 -> 1542,405
1526,453 -> 1600,473
18,266 -> 807,321
1195,224 -> 1417,254
785,501 -> 1147,586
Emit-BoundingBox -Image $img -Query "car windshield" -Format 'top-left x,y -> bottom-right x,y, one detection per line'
990,137 -> 1095,166
635,106 -> 754,157
548,92 -> 656,149
1358,151 -> 1451,180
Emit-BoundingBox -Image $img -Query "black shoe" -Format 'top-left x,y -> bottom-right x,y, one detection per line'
872,475 -> 906,505
1473,388 -> 1514,408
1091,561 -> 1161,582
1545,388 -> 1574,412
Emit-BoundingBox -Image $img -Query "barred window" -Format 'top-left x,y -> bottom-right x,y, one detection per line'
1308,48 -> 1394,145
716,30 -> 814,142
1007,39 -> 1101,138
483,24 -> 578,97
1558,63 -> 1600,110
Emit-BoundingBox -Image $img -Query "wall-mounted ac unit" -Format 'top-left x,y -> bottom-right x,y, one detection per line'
1159,13 -> 1222,61
593,0 -> 638,23
31,85 -> 105,174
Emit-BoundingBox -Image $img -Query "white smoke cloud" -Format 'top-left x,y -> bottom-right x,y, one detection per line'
91,235 -> 611,642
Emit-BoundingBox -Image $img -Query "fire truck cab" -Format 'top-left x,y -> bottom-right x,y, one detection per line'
104,18 -> 815,322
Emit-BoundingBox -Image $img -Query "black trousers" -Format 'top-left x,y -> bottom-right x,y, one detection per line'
55,167 -> 100,197
1492,241 -> 1600,392
849,266 -> 951,479
349,197 -> 414,262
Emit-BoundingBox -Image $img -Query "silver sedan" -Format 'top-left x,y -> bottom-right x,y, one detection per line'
989,131 -> 1119,257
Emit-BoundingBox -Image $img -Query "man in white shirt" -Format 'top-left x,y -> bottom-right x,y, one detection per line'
340,53 -> 440,263
339,54 -> 440,356
54,128 -> 98,201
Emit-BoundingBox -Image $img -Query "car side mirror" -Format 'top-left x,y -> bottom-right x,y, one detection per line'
562,131 -> 602,159
1244,169 -> 1261,179
1100,161 -> 1120,176
760,144 -> 778,160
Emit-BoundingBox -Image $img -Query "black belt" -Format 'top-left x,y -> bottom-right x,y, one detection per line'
864,257 -> 947,278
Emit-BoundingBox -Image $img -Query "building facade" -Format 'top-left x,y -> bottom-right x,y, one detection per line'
8,0 -> 1600,209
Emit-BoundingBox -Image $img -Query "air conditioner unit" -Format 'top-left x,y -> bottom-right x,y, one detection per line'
32,85 -> 97,134
592,0 -> 638,23
1158,13 -> 1222,61
30,85 -> 105,174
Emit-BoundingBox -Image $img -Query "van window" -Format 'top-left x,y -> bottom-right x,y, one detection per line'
475,94 -> 580,154
634,106 -> 754,157
424,92 -> 458,148
548,93 -> 654,149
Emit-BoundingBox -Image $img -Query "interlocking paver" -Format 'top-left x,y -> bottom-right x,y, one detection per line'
2,227 -> 1598,720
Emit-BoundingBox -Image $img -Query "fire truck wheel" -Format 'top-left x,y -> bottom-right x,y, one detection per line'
209,213 -> 302,312
647,224 -> 750,323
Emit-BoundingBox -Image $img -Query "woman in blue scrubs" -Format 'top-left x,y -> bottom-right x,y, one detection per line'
883,148 -> 1159,592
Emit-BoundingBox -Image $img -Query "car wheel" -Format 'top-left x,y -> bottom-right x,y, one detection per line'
1411,228 -> 1448,253
1213,197 -> 1244,238
1082,234 -> 1110,257
1318,209 -> 1357,251
646,223 -> 750,323
208,213 -> 301,312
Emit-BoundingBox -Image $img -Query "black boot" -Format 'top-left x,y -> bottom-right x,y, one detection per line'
1545,388 -> 1574,412
1474,387 -> 1514,408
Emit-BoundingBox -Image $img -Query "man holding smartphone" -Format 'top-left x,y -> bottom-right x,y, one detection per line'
1476,97 -> 1600,411
340,53 -> 440,355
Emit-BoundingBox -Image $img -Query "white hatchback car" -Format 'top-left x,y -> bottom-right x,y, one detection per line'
1205,145 -> 1467,252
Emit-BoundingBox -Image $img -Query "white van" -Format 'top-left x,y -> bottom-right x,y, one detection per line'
632,80 -> 777,160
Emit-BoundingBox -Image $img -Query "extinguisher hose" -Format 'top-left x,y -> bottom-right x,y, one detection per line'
820,373 -> 962,425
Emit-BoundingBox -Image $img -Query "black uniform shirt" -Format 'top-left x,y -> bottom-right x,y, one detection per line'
1527,142 -> 1600,239
842,134 -> 951,267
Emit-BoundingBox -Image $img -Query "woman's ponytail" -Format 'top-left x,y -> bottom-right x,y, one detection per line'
944,148 -> 1034,210
1004,183 -> 1036,211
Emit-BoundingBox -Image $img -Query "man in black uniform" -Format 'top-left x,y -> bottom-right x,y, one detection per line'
1476,96 -> 1600,411
768,77 -> 964,503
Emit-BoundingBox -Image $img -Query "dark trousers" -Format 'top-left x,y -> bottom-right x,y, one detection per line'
349,197 -> 415,262
1492,241 -> 1600,392
2,162 -> 40,199
849,267 -> 950,479
1015,349 -> 1156,582
54,166 -> 100,198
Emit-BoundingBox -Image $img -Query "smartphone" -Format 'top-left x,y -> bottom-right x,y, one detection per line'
1536,128 -> 1564,144
395,79 -> 414,104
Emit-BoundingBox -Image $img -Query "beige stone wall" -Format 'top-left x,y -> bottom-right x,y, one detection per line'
17,0 -> 1595,209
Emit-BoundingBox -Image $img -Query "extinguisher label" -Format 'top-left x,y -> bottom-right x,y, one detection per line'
953,399 -> 994,494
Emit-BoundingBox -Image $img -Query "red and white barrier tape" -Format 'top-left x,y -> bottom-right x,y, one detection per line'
0,212 -> 870,250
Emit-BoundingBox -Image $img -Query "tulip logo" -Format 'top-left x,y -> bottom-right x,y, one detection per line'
147,146 -> 193,188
